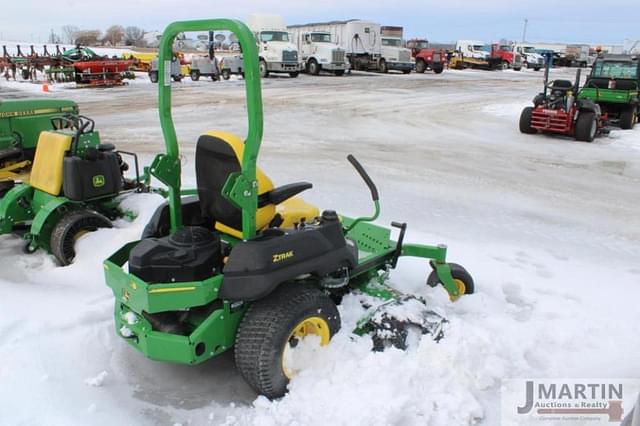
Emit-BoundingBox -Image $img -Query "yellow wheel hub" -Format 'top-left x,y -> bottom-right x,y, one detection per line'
449,279 -> 466,301
282,316 -> 330,379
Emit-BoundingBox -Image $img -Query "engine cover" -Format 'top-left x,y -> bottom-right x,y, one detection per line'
129,226 -> 223,283
219,211 -> 358,301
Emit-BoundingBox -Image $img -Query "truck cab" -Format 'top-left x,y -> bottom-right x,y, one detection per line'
514,45 -> 544,70
248,14 -> 303,78
491,44 -> 523,71
456,40 -> 490,59
406,39 -> 445,74
379,36 -> 414,73
294,31 -> 347,76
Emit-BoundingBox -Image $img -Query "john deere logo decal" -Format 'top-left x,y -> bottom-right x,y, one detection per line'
93,175 -> 105,188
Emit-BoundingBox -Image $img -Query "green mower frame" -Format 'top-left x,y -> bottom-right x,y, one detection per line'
0,115 -> 150,265
104,18 -> 473,398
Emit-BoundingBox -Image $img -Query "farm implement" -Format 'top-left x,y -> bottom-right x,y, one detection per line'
0,114 -> 150,265
578,54 -> 639,130
2,44 -> 134,87
520,62 -> 606,142
104,18 -> 475,400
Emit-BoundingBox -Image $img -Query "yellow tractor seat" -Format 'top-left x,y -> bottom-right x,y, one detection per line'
195,130 -> 319,239
29,131 -> 73,196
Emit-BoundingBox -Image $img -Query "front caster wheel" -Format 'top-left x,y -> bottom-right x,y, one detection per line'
427,262 -> 475,301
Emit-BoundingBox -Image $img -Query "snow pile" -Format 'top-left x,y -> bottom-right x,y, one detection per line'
85,371 -> 109,387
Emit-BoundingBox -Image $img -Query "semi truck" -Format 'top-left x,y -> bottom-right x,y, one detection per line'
288,20 -> 412,73
451,40 -> 502,70
287,26 -> 347,75
514,44 -> 544,70
247,14 -> 303,78
491,44 -> 523,70
379,26 -> 414,73
406,39 -> 446,74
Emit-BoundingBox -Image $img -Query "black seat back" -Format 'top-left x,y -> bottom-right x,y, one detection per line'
551,79 -> 573,90
195,134 -> 243,230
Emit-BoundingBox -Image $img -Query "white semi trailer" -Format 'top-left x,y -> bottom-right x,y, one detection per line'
288,20 -> 412,73
287,26 -> 347,76
247,14 -> 303,78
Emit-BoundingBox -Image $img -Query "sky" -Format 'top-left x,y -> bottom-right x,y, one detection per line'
1,0 -> 638,45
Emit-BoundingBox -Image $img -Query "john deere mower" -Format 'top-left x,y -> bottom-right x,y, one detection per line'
0,99 -> 78,197
104,19 -> 474,399
578,54 -> 639,130
520,62 -> 605,142
0,114 -> 149,265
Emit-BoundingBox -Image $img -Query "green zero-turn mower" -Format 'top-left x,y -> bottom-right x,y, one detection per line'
104,18 -> 475,399
0,99 -> 79,197
578,54 -> 639,129
0,114 -> 150,265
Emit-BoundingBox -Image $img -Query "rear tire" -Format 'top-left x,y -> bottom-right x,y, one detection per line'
501,61 -> 509,70
221,69 -> 231,80
50,210 -> 112,266
190,70 -> 200,81
619,107 -> 637,130
416,59 -> 426,73
379,59 -> 388,73
519,106 -> 536,134
259,60 -> 269,78
575,112 -> 597,142
433,65 -> 444,74
149,71 -> 158,83
235,282 -> 340,399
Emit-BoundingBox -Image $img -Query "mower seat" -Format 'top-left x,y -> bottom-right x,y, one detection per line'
29,131 -> 73,196
195,131 -> 319,239
550,79 -> 573,94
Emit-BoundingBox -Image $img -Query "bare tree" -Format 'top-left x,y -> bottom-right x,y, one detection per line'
74,30 -> 102,46
48,29 -> 61,44
61,25 -> 79,44
103,25 -> 125,46
124,26 -> 145,47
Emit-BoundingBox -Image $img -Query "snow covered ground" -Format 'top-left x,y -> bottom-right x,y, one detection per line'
0,67 -> 639,425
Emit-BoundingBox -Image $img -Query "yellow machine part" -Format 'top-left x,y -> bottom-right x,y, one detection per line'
208,130 -> 319,238
0,159 -> 31,181
28,131 -> 72,196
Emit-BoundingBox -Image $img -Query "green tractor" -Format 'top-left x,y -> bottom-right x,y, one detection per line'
578,54 -> 639,129
104,19 -> 474,399
0,114 -> 149,265
0,99 -> 78,196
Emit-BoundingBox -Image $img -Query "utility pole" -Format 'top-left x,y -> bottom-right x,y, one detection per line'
522,18 -> 528,43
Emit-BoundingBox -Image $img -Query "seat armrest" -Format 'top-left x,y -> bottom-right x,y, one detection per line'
258,182 -> 312,207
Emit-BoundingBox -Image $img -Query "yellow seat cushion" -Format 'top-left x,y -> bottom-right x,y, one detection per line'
277,197 -> 320,228
29,131 -> 73,196
206,130 -> 319,237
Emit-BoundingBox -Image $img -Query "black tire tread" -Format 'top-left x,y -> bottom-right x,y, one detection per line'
234,282 -> 340,399
50,210 -> 112,266
519,106 -> 536,134
427,262 -> 475,295
575,111 -> 596,142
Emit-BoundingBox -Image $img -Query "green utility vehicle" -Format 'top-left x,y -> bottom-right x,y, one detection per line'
0,115 -> 148,265
579,54 -> 639,129
104,18 -> 474,399
0,99 -> 78,196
